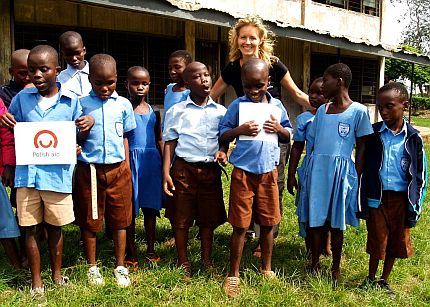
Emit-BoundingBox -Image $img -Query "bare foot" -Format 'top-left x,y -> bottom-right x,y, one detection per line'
252,244 -> 261,258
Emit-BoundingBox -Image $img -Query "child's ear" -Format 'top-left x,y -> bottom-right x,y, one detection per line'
55,66 -> 61,76
124,80 -> 128,89
403,100 -> 409,111
267,76 -> 271,85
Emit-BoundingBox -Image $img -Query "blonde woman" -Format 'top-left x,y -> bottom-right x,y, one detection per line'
211,15 -> 310,258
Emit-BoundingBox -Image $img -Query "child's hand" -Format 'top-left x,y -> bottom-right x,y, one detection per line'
2,165 -> 15,187
75,115 -> 95,132
263,115 -> 281,134
214,151 -> 228,166
238,120 -> 260,136
0,112 -> 16,128
76,144 -> 82,156
163,174 -> 175,197
287,175 -> 298,196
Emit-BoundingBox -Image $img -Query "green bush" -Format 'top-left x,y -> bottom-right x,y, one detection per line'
412,95 -> 430,110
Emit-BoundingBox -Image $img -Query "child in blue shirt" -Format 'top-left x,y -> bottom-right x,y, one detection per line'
220,58 -> 292,297
73,54 -> 136,288
303,63 -> 373,282
163,62 -> 227,278
163,50 -> 192,126
57,31 -> 92,97
287,77 -> 330,258
359,82 -> 427,295
124,66 -> 164,268
0,45 -> 93,302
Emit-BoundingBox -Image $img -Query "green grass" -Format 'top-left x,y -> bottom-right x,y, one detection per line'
1,147 -> 430,306
411,116 -> 430,128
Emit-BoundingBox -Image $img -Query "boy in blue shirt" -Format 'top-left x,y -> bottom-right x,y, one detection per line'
220,58 -> 292,297
57,31 -> 92,97
0,45 -> 93,302
73,54 -> 136,288
360,82 -> 427,295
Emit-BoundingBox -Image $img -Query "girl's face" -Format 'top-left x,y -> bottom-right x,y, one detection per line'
237,25 -> 261,58
126,70 -> 150,101
308,80 -> 326,109
168,57 -> 187,83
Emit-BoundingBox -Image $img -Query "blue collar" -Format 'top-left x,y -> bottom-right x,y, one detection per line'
238,92 -> 276,104
379,120 -> 407,136
89,89 -> 119,100
25,82 -> 75,100
184,95 -> 217,108
64,61 -> 89,77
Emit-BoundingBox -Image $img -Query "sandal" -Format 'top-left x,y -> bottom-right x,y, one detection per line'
224,276 -> 240,298
145,253 -> 161,263
54,275 -> 70,286
124,260 -> 139,272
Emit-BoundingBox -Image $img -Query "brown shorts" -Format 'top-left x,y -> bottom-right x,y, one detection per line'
228,167 -> 280,228
167,157 -> 226,229
73,160 -> 132,232
366,190 -> 413,260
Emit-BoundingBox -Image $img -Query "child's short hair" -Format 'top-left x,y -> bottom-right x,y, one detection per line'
59,31 -> 83,47
378,82 -> 408,102
127,66 -> 149,79
311,76 -> 323,84
29,45 -> 59,65
241,58 -> 269,78
324,63 -> 352,88
169,50 -> 192,65
89,54 -> 116,74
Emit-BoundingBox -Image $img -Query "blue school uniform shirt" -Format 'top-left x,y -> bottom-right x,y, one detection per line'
78,90 -> 136,164
163,95 -> 226,163
163,83 -> 190,129
367,121 -> 408,209
293,111 -> 315,154
8,84 -> 81,193
219,93 -> 292,174
57,61 -> 92,97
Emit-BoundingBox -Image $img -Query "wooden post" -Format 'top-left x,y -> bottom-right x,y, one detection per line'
302,42 -> 311,103
185,21 -> 195,60
0,0 -> 12,84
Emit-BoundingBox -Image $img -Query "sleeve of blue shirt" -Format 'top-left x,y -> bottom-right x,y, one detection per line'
219,100 -> 239,136
71,95 -> 82,121
8,94 -> 22,122
355,107 -> 373,138
293,115 -> 306,142
278,101 -> 292,143
163,106 -> 179,141
122,99 -> 137,133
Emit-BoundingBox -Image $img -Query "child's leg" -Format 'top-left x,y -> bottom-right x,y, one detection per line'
125,218 -> 137,262
330,228 -> 344,280
321,227 -> 331,256
25,224 -> 43,288
144,212 -> 157,255
228,226 -> 247,277
45,223 -> 64,283
368,255 -> 380,280
174,227 -> 189,265
113,229 -> 127,267
259,225 -> 274,271
0,238 -> 22,269
82,229 -> 97,265
381,256 -> 395,281
308,227 -> 323,270
199,227 -> 214,264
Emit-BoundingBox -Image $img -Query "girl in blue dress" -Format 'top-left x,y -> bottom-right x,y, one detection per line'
125,66 -> 164,268
303,64 -> 373,282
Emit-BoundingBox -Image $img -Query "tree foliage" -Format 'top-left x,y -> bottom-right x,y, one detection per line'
400,0 -> 430,54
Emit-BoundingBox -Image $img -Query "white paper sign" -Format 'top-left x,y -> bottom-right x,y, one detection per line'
14,121 -> 77,165
238,103 -> 281,144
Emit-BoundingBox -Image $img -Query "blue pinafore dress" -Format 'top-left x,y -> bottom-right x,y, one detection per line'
300,102 -> 373,230
127,106 -> 163,216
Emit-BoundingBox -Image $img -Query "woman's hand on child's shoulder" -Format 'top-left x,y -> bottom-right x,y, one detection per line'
0,112 -> 16,128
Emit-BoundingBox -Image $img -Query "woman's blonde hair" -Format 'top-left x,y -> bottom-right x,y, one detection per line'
228,15 -> 276,66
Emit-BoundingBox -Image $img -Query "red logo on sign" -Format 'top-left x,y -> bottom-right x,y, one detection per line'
34,130 -> 58,148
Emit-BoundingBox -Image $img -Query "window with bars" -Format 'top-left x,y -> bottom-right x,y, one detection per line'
312,0 -> 380,16
310,53 -> 378,104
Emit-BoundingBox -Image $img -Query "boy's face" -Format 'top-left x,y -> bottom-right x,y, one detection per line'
377,89 -> 407,128
322,73 -> 340,99
61,40 -> 86,70
168,57 -> 187,83
27,52 -> 60,96
185,64 -> 212,99
89,65 -> 117,100
9,56 -> 30,88
309,80 -> 326,109
126,70 -> 150,100
242,69 -> 269,103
